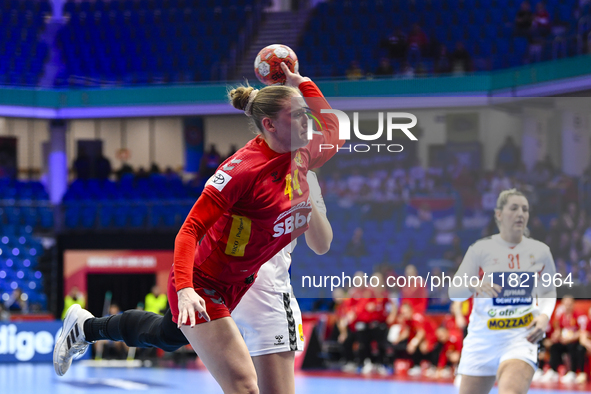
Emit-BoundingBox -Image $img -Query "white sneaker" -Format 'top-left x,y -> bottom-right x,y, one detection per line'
575,372 -> 587,384
341,361 -> 357,373
560,371 -> 577,384
540,369 -> 559,383
532,368 -> 544,382
424,366 -> 437,378
361,359 -> 374,374
408,365 -> 422,377
53,304 -> 94,376
376,365 -> 393,376
439,367 -> 452,379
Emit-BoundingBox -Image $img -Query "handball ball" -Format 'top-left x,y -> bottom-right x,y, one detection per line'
254,44 -> 298,85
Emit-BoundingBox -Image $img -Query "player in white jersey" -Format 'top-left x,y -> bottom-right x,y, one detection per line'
449,189 -> 557,394
232,171 -> 332,394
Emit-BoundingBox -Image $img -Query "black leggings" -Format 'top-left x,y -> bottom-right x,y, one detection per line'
356,323 -> 389,367
341,328 -> 356,363
549,342 -> 587,373
84,308 -> 189,353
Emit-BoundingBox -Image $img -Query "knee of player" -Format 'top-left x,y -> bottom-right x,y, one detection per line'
234,377 -> 259,394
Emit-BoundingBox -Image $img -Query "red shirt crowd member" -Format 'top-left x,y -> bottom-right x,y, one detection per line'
334,293 -> 359,370
354,297 -> 390,324
545,296 -> 588,383
551,298 -> 588,344
436,326 -> 463,369
396,303 -> 436,352
581,306 -> 591,354
399,264 -> 428,314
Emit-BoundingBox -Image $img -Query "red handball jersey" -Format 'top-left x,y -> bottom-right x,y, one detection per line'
437,331 -> 463,368
355,297 -> 390,324
555,311 -> 588,332
406,312 -> 437,344
172,81 -> 344,315
400,282 -> 428,314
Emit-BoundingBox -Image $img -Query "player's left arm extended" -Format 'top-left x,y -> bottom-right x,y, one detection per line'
304,172 -> 332,255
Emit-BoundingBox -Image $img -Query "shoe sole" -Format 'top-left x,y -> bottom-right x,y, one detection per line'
53,304 -> 82,376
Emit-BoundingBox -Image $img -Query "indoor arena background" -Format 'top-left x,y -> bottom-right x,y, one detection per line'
1,0 -> 591,393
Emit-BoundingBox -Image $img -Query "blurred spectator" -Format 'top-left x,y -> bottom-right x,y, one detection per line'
529,217 -> 547,241
115,160 -> 134,181
346,61 -> 364,80
561,202 -> 579,232
495,136 -> 521,173
4,288 -> 28,314
399,264 -> 428,314
200,144 -> 222,180
532,2 -> 551,37
347,169 -> 366,195
430,310 -> 463,378
409,158 -> 426,187
541,296 -> 588,383
345,228 -> 368,257
0,303 -> 9,321
547,173 -> 579,204
328,289 -> 356,372
407,24 -> 429,65
353,280 -> 391,375
401,62 -> 415,78
451,42 -> 471,74
149,163 -> 161,175
135,166 -> 149,179
527,2 -> 552,62
325,171 -> 348,200
434,45 -> 452,74
428,267 -> 449,306
62,286 -> 86,319
393,302 -> 438,376
163,166 -> 181,182
530,160 -> 551,185
583,222 -> 591,256
375,58 -> 394,77
73,148 -> 91,180
581,305 -> 591,363
542,153 -> 556,173
95,153 -> 112,180
515,1 -> 534,36
145,285 -> 167,315
556,233 -> 572,261
490,170 -> 512,196
382,29 -> 408,61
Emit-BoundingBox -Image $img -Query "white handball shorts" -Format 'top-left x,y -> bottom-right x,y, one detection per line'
457,333 -> 538,376
232,286 -> 304,357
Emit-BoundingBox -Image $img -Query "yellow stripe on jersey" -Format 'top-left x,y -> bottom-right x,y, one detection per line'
225,215 -> 252,257
487,312 -> 534,330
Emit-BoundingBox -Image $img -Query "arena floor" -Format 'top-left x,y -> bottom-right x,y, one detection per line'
3,364 -> 590,394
